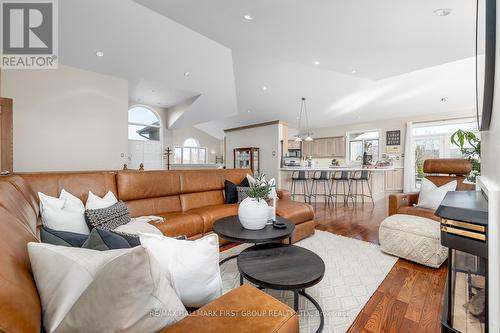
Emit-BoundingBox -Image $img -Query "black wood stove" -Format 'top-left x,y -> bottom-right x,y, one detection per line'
436,191 -> 489,333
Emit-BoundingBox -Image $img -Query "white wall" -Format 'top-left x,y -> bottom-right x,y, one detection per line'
225,123 -> 281,180
1,65 -> 129,172
478,5 -> 500,330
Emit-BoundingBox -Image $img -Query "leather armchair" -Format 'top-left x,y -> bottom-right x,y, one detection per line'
388,159 -> 474,221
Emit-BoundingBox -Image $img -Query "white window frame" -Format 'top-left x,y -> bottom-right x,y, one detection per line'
173,146 -> 208,165
412,117 -> 479,188
347,130 -> 380,162
127,105 -> 163,169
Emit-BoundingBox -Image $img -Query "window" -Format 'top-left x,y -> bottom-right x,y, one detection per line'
413,118 -> 479,187
349,131 -> 379,162
173,137 -> 207,165
128,106 -> 161,141
127,106 -> 162,170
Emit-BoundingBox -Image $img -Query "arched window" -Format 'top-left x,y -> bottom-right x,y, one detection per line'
127,106 -> 162,170
128,106 -> 161,141
183,138 -> 199,147
174,137 -> 207,165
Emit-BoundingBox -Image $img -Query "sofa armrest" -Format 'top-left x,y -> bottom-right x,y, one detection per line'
277,189 -> 291,201
161,285 -> 298,333
388,192 -> 419,216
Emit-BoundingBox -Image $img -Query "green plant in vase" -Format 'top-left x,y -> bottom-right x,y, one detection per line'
450,129 -> 480,182
238,173 -> 275,230
248,173 -> 274,202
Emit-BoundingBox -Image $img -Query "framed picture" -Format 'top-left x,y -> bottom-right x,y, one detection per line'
386,130 -> 401,146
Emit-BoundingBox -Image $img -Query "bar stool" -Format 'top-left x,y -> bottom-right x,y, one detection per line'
349,170 -> 374,206
309,171 -> 330,208
329,171 -> 351,206
290,170 -> 309,202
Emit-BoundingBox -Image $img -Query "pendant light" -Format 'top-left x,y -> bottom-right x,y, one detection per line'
295,97 -> 313,142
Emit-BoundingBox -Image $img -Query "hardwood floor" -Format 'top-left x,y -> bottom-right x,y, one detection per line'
313,197 -> 447,333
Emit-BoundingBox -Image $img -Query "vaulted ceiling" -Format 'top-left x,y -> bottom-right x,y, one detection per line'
58,0 -> 477,138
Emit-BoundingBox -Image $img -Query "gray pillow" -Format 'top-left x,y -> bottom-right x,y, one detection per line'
236,186 -> 251,203
40,227 -> 88,247
82,228 -> 131,251
85,201 -> 131,231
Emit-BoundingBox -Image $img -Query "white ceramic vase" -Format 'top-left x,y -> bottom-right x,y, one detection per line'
238,197 -> 270,230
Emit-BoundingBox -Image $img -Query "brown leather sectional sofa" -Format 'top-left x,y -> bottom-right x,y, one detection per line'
0,168 -> 315,332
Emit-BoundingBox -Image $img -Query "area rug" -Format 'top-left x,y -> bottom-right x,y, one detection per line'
219,230 -> 398,333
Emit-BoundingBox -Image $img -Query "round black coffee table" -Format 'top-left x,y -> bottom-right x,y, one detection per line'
238,243 -> 325,333
213,215 -> 295,265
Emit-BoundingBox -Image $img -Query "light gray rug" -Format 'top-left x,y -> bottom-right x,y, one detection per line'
219,230 -> 398,333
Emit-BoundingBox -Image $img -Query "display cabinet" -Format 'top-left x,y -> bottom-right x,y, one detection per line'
233,147 -> 259,173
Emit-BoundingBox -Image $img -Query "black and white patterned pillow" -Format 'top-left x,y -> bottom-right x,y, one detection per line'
236,186 -> 251,203
85,201 -> 131,231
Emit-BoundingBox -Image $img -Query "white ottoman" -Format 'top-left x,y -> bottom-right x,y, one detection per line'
379,214 -> 447,268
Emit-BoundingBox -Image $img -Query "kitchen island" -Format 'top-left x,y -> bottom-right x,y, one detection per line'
279,166 -> 403,203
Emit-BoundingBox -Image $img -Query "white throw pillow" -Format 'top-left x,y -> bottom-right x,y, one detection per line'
38,192 -> 65,211
416,178 -> 457,211
85,191 -> 118,210
28,243 -> 186,333
60,189 -> 85,211
139,233 -> 222,307
115,219 -> 163,235
267,177 -> 278,199
38,191 -> 89,234
41,206 -> 90,234
246,173 -> 256,185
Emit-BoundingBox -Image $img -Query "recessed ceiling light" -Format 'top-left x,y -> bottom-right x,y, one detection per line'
247,109 -> 251,113
351,69 -> 357,74
262,86 -> 268,91
184,71 -> 190,76
151,90 -> 155,93
244,15 -> 253,20
440,97 -> 448,102
433,8 -> 452,17
157,102 -> 161,105
95,51 -> 104,57
314,61 -> 320,65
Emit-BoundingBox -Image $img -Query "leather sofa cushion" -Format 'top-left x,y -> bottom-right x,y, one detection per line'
150,212 -> 204,238
180,190 -> 225,211
161,284 -> 298,333
0,179 -> 38,235
0,206 -> 42,333
276,200 -> 314,224
117,171 -> 181,201
220,168 -> 249,185
396,206 -> 440,222
21,172 -> 117,202
188,203 -> 238,234
179,170 -> 225,193
4,175 -> 40,215
125,196 -> 182,217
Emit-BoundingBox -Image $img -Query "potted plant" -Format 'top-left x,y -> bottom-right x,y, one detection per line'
450,129 -> 480,182
238,173 -> 275,230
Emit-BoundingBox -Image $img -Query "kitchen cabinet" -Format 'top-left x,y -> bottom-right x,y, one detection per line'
288,140 -> 301,149
302,141 -> 313,158
306,136 -> 346,157
384,168 -> 404,191
288,136 -> 346,158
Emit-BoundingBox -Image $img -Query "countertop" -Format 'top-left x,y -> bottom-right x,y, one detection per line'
280,166 -> 395,172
